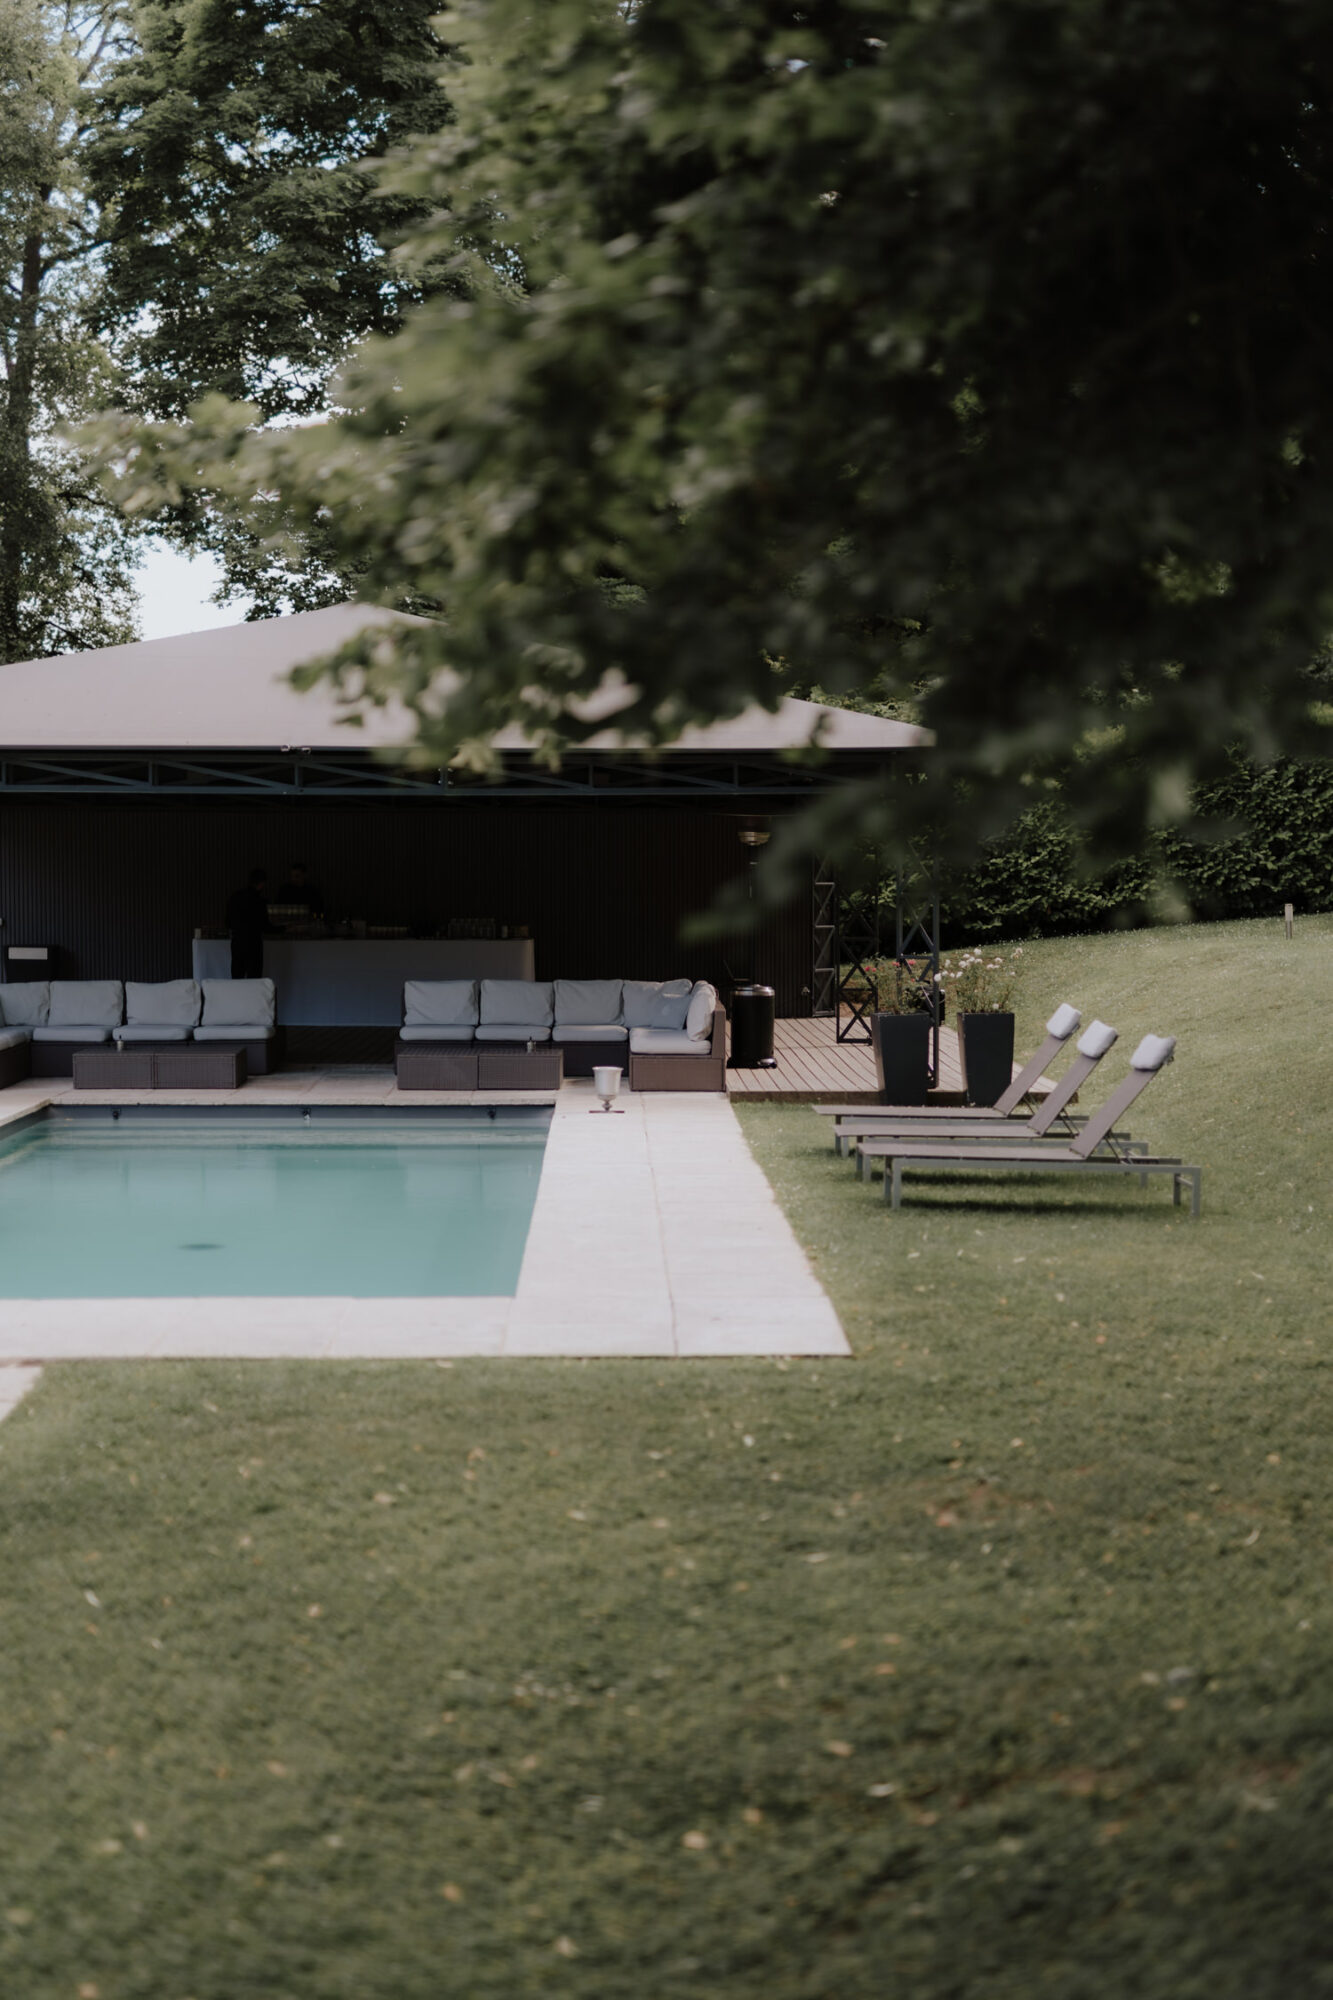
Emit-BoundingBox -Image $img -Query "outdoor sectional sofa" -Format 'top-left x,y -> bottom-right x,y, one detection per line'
396,977 -> 727,1090
1,978 -> 285,1078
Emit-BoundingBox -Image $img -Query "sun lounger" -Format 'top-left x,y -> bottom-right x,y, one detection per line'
859,1035 -> 1201,1214
836,1019 -> 1121,1160
814,1003 -> 1090,1152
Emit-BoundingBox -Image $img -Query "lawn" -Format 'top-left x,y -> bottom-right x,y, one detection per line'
0,916 -> 1330,1999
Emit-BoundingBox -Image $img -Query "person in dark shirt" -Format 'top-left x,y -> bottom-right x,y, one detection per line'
276,862 -> 324,917
226,867 -> 269,978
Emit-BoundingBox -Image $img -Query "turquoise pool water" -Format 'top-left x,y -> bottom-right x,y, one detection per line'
0,1109 -> 549,1297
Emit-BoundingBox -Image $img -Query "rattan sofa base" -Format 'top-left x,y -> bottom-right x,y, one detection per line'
392,1004 -> 723,1093
552,1037 -> 630,1079
225,1029 -> 282,1075
0,1040 -> 32,1089
33,1039 -> 113,1078
627,1007 -> 727,1093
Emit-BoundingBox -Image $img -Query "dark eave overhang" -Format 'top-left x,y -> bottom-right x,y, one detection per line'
0,745 -> 913,801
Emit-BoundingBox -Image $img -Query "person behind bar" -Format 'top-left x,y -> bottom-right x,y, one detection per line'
226,866 -> 269,978
277,861 -> 323,916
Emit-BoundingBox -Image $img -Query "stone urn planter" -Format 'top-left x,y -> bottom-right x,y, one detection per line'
871,1010 -> 932,1106
958,1011 -> 1016,1107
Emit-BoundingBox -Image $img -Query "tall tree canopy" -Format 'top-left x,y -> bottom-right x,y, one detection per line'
86,0 -> 454,612
89,0 -> 451,420
93,0 -> 1333,858
0,0 -> 139,661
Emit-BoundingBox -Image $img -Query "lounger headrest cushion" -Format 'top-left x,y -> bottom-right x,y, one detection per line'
1045,1003 -> 1081,1040
1131,1033 -> 1176,1072
1076,1019 -> 1117,1059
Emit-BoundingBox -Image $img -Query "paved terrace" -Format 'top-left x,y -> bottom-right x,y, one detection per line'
0,1077 -> 848,1363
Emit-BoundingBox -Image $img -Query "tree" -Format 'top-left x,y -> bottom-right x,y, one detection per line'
91,0 -> 1333,864
86,0 -> 454,612
0,0 -> 140,661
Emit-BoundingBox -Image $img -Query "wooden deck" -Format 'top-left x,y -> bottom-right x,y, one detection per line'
726,1015 -> 968,1104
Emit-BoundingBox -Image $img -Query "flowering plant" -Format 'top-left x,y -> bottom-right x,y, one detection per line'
937,946 -> 1023,1014
862,957 -> 936,1015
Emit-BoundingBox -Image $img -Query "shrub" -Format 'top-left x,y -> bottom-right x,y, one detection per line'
938,760 -> 1333,942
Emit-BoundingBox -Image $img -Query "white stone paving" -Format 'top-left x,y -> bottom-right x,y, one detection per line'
0,1076 -> 848,1360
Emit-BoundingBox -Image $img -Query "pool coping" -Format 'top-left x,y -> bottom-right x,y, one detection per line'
0,1079 -> 849,1360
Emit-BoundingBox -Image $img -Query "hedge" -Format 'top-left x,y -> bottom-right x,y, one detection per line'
936,758 -> 1333,942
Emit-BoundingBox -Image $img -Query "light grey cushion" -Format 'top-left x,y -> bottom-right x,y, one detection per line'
554,978 -> 623,1026
0,1027 -> 29,1051
403,979 -> 478,1028
398,1025 -> 476,1042
1076,1019 -> 1117,1059
474,1024 -> 552,1043
32,1026 -> 112,1044
201,978 -> 276,1028
1131,1033 -> 1176,1071
629,1027 -> 715,1056
125,979 -> 201,1029
685,981 -> 718,1041
48,980 -> 123,1030
192,1024 -> 275,1042
116,1025 -> 191,1042
622,978 -> 694,1029
478,979 -> 554,1028
553,1024 -> 628,1044
0,982 -> 49,1027
1045,1003 -> 1081,1040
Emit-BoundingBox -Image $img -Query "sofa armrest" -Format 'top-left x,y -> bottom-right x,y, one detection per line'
709,1004 -> 727,1058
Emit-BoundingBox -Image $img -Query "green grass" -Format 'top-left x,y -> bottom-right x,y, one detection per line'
0,915 -> 1331,1998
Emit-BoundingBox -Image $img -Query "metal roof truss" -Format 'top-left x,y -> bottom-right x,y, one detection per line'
0,749 -> 865,800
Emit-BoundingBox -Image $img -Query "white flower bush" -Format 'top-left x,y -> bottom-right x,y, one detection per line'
938,946 -> 1024,1014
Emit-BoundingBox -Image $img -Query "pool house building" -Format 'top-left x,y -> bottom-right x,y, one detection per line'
0,603 -> 930,1081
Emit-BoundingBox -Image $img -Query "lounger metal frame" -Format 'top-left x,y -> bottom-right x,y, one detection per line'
859,1057 -> 1202,1216
829,1032 -> 1117,1157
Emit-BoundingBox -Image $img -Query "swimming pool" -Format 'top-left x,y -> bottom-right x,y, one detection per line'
0,1107 -> 549,1298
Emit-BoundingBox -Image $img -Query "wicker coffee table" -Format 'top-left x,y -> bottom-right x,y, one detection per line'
394,1041 -> 563,1091
72,1043 -> 248,1090
73,1046 -> 155,1089
152,1043 -> 248,1089
476,1043 -> 564,1091
394,1042 -> 479,1091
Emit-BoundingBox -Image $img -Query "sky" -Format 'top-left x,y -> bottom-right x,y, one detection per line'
136,538 -> 252,641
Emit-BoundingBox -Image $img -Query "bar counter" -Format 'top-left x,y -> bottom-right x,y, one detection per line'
191,937 -> 535,1026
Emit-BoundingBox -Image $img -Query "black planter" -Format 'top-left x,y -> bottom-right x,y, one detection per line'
872,1011 -> 932,1106
958,1011 -> 1016,1107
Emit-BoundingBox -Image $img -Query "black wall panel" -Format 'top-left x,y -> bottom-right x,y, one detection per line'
0,798 -> 815,1015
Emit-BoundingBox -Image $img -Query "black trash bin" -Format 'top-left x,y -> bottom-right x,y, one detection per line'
729,984 -> 777,1068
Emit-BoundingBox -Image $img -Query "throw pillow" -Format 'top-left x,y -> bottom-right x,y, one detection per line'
404,979 -> 479,1027
0,981 -> 49,1027
478,979 -> 555,1027
201,978 -> 276,1028
685,981 -> 718,1040
622,978 -> 693,1029
553,978 -> 623,1025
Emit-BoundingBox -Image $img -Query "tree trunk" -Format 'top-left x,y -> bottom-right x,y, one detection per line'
0,222 -> 46,662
